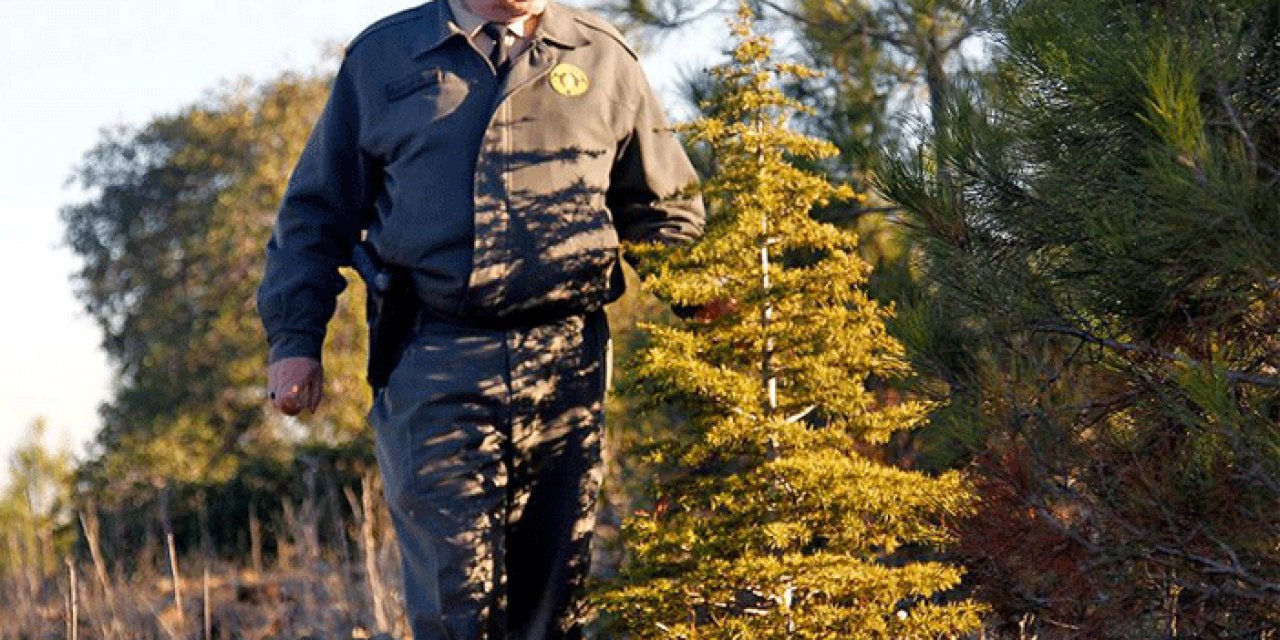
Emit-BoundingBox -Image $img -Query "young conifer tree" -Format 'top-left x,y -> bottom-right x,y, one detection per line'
596,6 -> 983,638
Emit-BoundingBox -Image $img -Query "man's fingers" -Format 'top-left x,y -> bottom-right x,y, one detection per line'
300,367 -> 323,412
304,376 -> 323,412
273,373 -> 321,414
270,381 -> 303,415
278,395 -> 302,416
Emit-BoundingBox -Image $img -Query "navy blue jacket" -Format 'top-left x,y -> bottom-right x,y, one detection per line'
258,0 -> 705,363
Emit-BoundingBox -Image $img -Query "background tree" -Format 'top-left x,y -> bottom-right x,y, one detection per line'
0,418 -> 74,581
594,8 -> 983,637
876,0 -> 1280,634
61,69 -> 375,560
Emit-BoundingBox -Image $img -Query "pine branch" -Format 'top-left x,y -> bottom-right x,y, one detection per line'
1214,82 -> 1280,182
1026,322 -> 1280,388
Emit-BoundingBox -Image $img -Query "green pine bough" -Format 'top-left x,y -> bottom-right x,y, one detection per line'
592,5 -> 984,638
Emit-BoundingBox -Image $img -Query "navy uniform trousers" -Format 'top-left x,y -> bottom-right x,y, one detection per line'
369,310 -> 609,640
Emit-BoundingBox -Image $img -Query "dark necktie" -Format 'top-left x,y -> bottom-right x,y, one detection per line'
481,22 -> 513,76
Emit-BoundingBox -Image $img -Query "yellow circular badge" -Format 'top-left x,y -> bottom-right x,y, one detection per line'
548,63 -> 589,97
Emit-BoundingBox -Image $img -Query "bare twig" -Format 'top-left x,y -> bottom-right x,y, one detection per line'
783,405 -> 817,424
249,506 -> 264,578
166,533 -> 185,632
80,507 -> 122,637
1150,543 -> 1280,599
1215,82 -> 1280,180
346,473 -> 391,633
66,556 -> 79,640
203,565 -> 213,640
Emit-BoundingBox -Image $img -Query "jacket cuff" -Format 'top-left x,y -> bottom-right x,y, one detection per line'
268,331 -> 325,364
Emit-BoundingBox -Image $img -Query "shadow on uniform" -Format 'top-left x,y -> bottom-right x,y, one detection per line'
374,139 -> 627,639
461,123 -> 621,326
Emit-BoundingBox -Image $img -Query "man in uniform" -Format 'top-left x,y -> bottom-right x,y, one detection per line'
256,0 -> 704,636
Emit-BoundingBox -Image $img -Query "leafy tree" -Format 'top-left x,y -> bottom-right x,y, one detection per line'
877,0 -> 1280,634
594,8 -> 983,637
0,418 -> 74,578
61,69 -> 374,554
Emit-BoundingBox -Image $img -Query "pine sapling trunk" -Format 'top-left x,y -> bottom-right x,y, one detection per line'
758,135 -> 777,424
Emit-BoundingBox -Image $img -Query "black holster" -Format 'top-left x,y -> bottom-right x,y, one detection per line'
352,241 -> 418,391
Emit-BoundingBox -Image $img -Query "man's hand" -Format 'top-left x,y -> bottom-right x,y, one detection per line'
267,357 -> 324,416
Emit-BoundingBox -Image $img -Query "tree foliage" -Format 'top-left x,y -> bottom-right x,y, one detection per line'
876,0 -> 1280,634
0,419 -> 74,579
594,8 -> 983,637
60,69 -> 374,554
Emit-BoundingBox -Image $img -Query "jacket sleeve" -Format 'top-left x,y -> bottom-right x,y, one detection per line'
607,69 -> 705,246
257,58 -> 377,364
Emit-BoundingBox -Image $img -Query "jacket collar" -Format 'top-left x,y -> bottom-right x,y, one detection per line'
414,0 -> 468,58
534,2 -> 591,49
413,0 -> 590,57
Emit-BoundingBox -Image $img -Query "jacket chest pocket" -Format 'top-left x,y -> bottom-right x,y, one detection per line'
385,68 -> 470,123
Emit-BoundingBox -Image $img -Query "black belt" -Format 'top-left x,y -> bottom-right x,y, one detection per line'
412,302 -> 599,333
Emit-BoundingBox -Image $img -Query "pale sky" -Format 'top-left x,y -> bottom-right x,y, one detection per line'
0,0 -> 723,488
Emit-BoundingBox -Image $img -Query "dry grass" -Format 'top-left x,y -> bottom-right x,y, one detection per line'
1,474 -> 409,639
0,559 -> 408,639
